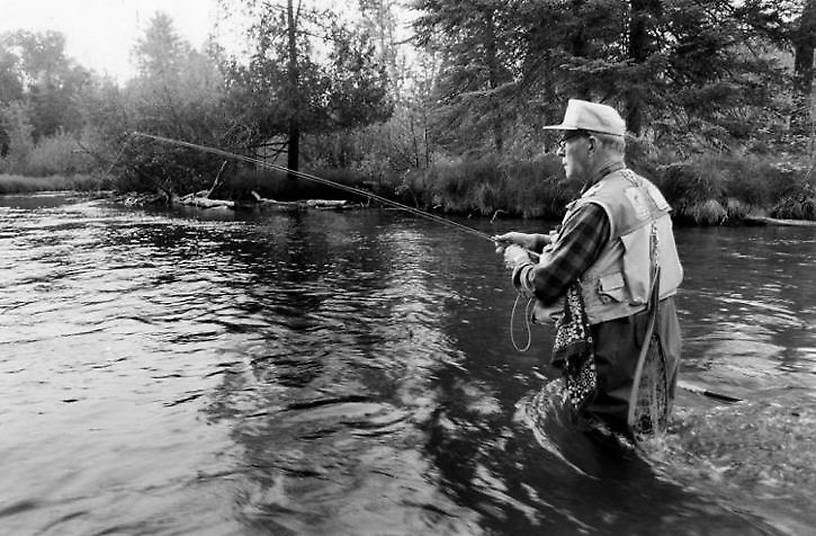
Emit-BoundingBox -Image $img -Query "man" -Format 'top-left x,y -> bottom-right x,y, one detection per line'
495,99 -> 683,438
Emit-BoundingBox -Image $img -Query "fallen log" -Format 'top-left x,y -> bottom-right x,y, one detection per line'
743,215 -> 816,227
305,199 -> 350,209
177,194 -> 235,209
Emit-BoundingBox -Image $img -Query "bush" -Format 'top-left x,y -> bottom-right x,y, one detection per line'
646,152 -> 814,223
399,152 -> 573,218
771,182 -> 816,220
24,133 -> 95,177
0,102 -> 34,174
212,165 -> 372,202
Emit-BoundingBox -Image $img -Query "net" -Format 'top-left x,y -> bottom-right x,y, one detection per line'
630,332 -> 670,439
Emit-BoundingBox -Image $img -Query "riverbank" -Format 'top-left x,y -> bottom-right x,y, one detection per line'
3,150 -> 815,226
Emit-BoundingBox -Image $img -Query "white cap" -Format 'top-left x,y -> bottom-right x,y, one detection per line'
543,99 -> 626,136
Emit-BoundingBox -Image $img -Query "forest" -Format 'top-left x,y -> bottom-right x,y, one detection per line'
1,0 -> 816,223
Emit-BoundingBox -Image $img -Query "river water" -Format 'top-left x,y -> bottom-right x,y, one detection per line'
1,193 -> 814,535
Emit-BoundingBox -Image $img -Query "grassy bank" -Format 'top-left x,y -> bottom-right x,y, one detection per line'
169,147 -> 816,225
4,146 -> 814,226
0,174 -> 106,195
387,143 -> 816,224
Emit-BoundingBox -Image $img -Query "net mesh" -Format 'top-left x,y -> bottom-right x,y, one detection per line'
630,332 -> 670,439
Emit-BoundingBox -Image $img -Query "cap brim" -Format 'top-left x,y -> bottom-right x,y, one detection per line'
542,124 -> 579,131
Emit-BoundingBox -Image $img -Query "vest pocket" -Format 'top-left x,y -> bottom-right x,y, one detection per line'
598,272 -> 626,303
620,228 -> 651,305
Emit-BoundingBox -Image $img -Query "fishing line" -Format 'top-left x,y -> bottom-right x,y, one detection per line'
131,132 -> 496,243
131,131 -> 541,353
128,132 -> 743,404
510,293 -> 535,352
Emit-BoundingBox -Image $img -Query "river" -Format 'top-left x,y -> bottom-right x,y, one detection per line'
1,193 -> 814,535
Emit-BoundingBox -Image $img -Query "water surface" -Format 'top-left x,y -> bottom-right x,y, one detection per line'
1,193 -> 814,535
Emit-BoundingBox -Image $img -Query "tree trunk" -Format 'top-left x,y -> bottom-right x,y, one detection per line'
626,0 -> 661,136
286,0 -> 300,179
793,0 -> 816,135
569,0 -> 590,99
483,8 -> 504,153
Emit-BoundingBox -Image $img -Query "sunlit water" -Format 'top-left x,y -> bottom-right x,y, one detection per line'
1,193 -> 814,535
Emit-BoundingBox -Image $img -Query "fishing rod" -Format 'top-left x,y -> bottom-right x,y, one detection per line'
131,132 -> 495,243
131,132 -> 742,405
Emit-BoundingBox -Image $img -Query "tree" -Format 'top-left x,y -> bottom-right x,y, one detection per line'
626,0 -> 662,135
792,0 -> 816,132
4,30 -> 90,140
413,0 -> 516,154
223,0 -> 392,175
119,13 -> 230,195
412,0 -> 795,153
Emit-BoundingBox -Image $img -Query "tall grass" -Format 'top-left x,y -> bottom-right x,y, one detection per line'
389,145 -> 816,224
400,154 -> 573,218
0,174 -> 103,194
650,154 -> 812,223
25,133 -> 95,177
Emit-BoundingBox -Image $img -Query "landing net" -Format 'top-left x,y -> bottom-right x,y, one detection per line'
630,332 -> 670,440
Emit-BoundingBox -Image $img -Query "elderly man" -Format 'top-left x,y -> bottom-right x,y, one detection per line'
495,99 -> 683,439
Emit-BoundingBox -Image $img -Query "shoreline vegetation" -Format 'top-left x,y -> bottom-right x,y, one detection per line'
2,136 -> 814,226
3,6 -> 816,227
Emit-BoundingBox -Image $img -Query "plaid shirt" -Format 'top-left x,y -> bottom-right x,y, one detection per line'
514,202 -> 609,305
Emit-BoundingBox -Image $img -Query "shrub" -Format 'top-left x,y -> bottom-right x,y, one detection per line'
771,182 -> 816,220
685,199 -> 728,225
647,152 -> 813,223
0,102 -> 34,174
211,165 -> 372,202
653,159 -> 726,220
24,133 -> 95,177
398,152 -> 573,219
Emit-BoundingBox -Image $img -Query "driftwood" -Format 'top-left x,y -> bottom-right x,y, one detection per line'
251,191 -> 361,211
173,188 -> 361,212
206,161 -> 229,199
250,190 -> 301,211
743,215 -> 816,227
305,199 -> 352,209
177,193 -> 235,209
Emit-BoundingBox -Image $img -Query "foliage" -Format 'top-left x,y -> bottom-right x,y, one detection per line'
411,0 -> 798,157
0,101 -> 34,173
401,153 -> 572,219
1,4 -> 816,223
771,181 -> 816,219
24,131 -> 94,177
0,30 -> 91,140
210,165 -> 371,203
221,0 -> 393,167
113,14 -> 231,196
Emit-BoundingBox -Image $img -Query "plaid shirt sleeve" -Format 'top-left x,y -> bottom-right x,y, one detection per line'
513,203 -> 609,305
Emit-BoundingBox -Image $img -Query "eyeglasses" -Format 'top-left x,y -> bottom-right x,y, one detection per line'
557,130 -> 589,151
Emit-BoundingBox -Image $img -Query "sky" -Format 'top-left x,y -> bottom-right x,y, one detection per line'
0,0 -> 225,83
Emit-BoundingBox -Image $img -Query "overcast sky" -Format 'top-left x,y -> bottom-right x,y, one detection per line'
0,0 -> 224,82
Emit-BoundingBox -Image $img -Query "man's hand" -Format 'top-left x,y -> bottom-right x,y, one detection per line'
502,244 -> 531,271
493,231 -> 557,254
492,231 -> 536,252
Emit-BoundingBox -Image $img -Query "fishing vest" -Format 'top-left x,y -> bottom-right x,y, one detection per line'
565,168 -> 683,325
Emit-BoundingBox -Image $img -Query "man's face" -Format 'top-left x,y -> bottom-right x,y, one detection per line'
556,131 -> 591,183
